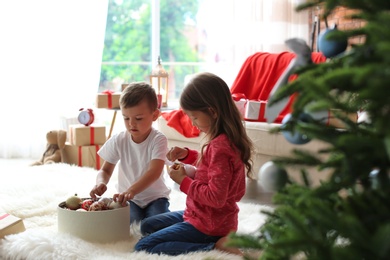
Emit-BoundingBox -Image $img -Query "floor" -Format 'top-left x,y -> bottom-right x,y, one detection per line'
241,179 -> 274,205
0,158 -> 35,168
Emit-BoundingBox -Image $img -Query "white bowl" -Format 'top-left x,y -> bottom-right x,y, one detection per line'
58,199 -> 130,243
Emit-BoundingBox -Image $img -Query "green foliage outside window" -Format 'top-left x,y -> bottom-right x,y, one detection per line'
99,0 -> 199,97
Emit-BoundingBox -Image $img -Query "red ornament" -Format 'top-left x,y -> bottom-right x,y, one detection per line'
81,199 -> 94,211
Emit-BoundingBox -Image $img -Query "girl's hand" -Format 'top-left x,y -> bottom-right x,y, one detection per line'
169,164 -> 186,185
167,146 -> 188,162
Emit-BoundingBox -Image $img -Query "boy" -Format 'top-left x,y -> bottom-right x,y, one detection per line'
90,82 -> 171,224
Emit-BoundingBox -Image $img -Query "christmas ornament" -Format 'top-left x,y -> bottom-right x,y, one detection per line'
368,168 -> 383,190
81,199 -> 94,211
89,201 -> 106,211
98,197 -> 112,206
108,200 -> 123,210
65,194 -> 82,210
258,161 -> 288,192
368,169 -> 389,190
318,24 -> 348,58
281,113 -> 311,145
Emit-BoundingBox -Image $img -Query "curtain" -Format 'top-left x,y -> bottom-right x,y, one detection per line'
198,0 -> 309,86
0,0 -> 108,159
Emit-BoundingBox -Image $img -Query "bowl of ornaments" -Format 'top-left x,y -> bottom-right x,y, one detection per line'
58,194 -> 130,243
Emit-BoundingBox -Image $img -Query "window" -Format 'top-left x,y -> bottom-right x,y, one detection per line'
99,0 -> 309,107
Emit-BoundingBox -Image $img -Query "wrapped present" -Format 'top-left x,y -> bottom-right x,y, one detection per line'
232,93 -> 247,118
69,124 -> 106,146
310,109 -> 358,129
63,143 -> 104,170
96,90 -> 121,109
0,213 -> 26,239
244,100 -> 267,122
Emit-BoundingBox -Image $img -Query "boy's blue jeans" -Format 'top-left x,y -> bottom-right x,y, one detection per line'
129,198 -> 170,224
135,211 -> 221,256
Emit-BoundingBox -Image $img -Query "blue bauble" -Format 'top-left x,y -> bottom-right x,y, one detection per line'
318,24 -> 348,58
281,113 -> 311,145
258,161 -> 288,192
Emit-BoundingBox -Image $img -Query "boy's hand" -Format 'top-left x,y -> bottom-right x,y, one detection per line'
90,183 -> 107,199
167,146 -> 188,162
113,191 -> 135,206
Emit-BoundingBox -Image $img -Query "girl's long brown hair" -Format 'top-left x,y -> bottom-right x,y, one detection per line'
180,72 -> 254,178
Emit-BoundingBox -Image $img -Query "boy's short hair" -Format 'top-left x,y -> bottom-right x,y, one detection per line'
120,82 -> 158,111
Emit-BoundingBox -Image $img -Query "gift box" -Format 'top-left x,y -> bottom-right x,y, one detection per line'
58,201 -> 130,243
63,143 -> 104,170
96,90 -> 121,109
69,124 -> 106,146
0,213 -> 26,239
232,93 -> 247,118
235,99 -> 247,118
310,109 -> 358,129
244,100 -> 267,122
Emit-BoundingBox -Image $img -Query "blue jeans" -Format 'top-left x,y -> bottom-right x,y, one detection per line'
130,198 -> 170,224
135,211 -> 221,256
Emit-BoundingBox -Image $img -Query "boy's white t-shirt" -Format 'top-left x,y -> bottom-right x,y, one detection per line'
98,127 -> 171,208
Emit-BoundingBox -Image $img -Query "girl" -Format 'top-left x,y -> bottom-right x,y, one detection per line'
134,72 -> 254,256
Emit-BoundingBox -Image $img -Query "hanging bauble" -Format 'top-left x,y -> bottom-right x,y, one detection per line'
369,168 -> 390,190
369,169 -> 380,190
318,24 -> 348,58
258,161 -> 288,192
281,113 -> 311,145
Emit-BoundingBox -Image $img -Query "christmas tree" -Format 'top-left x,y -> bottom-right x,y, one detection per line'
230,1 -> 390,259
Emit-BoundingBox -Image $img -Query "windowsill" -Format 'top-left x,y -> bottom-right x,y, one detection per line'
160,106 -> 179,112
160,100 -> 180,112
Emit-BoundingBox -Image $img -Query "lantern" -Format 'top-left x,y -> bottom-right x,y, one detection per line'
150,56 -> 168,108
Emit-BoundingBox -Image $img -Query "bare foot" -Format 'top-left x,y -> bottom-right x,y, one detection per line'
215,236 -> 243,256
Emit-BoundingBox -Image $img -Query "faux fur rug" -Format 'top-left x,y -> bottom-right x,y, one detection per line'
0,160 -> 272,260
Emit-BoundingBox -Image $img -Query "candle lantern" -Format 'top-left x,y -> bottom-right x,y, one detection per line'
150,56 -> 168,108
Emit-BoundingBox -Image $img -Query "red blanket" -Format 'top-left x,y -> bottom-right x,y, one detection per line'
231,51 -> 326,123
161,109 -> 200,138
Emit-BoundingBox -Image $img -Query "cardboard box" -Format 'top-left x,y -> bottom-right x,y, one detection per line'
310,109 -> 358,129
96,91 -> 121,109
58,201 -> 130,243
69,124 -> 106,146
0,213 -> 26,239
63,143 -> 104,170
245,100 -> 267,122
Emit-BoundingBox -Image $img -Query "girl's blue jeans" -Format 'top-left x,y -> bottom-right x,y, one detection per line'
135,211 -> 222,256
129,198 -> 170,224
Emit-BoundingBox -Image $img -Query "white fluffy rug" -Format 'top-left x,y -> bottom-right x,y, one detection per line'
0,160 -> 272,260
